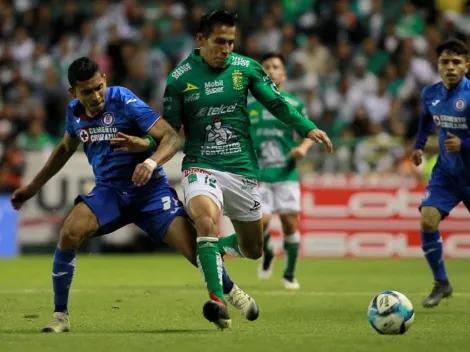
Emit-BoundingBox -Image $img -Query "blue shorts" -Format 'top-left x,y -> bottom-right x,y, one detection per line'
75,182 -> 186,242
420,169 -> 470,218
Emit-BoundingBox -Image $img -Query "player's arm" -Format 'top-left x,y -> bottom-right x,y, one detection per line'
411,89 -> 435,165
248,61 -> 333,152
289,104 -> 315,159
124,89 -> 183,186
11,132 -> 79,210
145,118 -> 182,166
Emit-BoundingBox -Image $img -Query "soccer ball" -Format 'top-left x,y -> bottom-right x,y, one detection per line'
367,290 -> 415,335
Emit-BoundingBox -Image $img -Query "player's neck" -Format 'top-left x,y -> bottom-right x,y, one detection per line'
85,110 -> 98,118
443,78 -> 464,90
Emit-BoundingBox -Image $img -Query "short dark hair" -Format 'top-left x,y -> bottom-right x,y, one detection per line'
198,9 -> 237,38
436,38 -> 469,57
68,57 -> 100,87
261,52 -> 285,65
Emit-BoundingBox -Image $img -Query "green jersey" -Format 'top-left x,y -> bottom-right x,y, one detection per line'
163,50 -> 317,178
249,91 -> 306,183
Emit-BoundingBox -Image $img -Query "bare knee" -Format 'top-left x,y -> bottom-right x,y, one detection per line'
420,207 -> 442,232
280,214 -> 298,235
58,224 -> 89,250
58,203 -> 99,250
193,215 -> 219,238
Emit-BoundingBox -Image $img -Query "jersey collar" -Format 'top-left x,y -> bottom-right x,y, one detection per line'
190,49 -> 233,69
441,76 -> 468,97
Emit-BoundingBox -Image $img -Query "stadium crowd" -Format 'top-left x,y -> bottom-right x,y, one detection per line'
1,0 -> 469,192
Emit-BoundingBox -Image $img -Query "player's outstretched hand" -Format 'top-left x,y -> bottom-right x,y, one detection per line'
410,149 -> 423,166
132,163 -> 154,186
288,146 -> 308,160
445,132 -> 461,153
307,129 -> 333,153
10,184 -> 37,210
111,132 -> 149,153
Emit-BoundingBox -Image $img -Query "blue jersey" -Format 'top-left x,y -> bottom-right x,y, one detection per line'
422,77 -> 470,184
66,86 -> 165,189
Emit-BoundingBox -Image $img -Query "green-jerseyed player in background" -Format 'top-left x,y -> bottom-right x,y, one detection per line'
249,53 -> 314,290
117,9 -> 333,329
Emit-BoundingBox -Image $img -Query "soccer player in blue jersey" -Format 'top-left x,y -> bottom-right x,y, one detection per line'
411,38 -> 470,308
10,57 -> 258,332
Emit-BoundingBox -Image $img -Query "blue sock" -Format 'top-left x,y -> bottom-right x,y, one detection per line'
221,265 -> 234,294
52,248 -> 77,313
421,230 -> 448,283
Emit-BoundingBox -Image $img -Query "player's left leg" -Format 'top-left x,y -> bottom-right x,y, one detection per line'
419,173 -> 459,308
212,171 -> 263,259
274,181 -> 302,290
159,215 -> 259,321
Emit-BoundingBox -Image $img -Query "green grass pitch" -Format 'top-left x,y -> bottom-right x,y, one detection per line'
0,255 -> 469,351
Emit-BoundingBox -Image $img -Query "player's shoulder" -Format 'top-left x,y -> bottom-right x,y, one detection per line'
281,91 -> 302,107
106,86 -> 140,104
66,98 -> 81,118
167,56 -> 193,83
421,81 -> 443,100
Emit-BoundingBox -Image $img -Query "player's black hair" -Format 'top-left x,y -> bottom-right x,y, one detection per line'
261,52 -> 285,65
198,9 -> 238,38
436,38 -> 469,57
68,57 -> 101,87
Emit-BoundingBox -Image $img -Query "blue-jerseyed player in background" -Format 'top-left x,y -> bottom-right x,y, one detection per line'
10,57 -> 258,333
411,38 -> 470,308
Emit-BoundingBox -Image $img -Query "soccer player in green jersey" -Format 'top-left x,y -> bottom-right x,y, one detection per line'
116,9 -> 333,329
248,53 -> 313,290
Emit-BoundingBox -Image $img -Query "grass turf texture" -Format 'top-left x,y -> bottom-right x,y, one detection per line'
0,256 -> 468,351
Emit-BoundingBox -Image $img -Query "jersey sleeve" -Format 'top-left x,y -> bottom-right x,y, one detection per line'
248,60 -> 317,137
65,106 -> 77,138
124,91 -> 160,132
413,87 -> 435,150
163,78 -> 183,131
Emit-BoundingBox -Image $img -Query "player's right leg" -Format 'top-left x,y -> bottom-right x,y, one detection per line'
42,202 -> 99,333
182,168 -> 231,329
258,183 -> 275,280
42,186 -> 123,333
419,176 -> 459,308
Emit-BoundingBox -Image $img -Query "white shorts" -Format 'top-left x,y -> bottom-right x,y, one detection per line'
259,181 -> 301,215
182,167 -> 262,222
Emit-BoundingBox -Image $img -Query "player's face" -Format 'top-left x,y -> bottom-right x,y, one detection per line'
438,50 -> 469,88
69,72 -> 107,115
262,57 -> 286,87
198,24 -> 236,68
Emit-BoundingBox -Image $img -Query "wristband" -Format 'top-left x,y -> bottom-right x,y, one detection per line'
145,135 -> 157,151
144,158 -> 157,170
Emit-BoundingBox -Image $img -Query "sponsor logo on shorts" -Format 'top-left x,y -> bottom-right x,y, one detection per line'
241,177 -> 258,191
250,200 -> 261,212
184,168 -> 212,177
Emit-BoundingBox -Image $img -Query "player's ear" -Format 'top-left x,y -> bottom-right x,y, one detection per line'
196,32 -> 204,47
68,87 -> 76,98
465,59 -> 469,74
102,73 -> 107,84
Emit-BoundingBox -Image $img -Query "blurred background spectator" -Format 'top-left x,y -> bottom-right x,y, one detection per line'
0,0 -> 462,187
